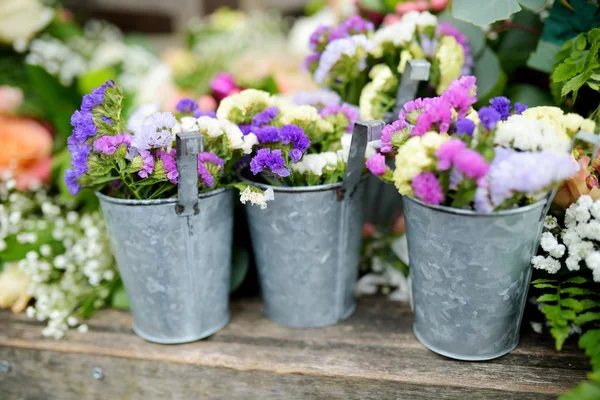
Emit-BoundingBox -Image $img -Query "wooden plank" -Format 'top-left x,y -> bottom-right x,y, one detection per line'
0,297 -> 589,399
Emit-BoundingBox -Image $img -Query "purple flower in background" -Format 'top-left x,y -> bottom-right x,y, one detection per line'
309,25 -> 331,51
239,124 -> 253,135
68,144 -> 90,176
193,110 -> 217,118
93,134 -> 132,155
366,153 -> 387,176
198,152 -> 225,168
280,124 -> 310,153
64,169 -> 81,196
453,149 -> 489,179
157,150 -> 178,184
478,106 -> 501,130
70,110 -> 97,143
138,149 -> 154,178
254,126 -> 280,143
489,96 -> 511,120
514,103 -> 528,115
250,148 -> 290,177
412,172 -> 444,205
292,90 -> 340,107
320,103 -> 359,132
380,119 -> 407,153
302,53 -> 320,71
436,139 -> 466,171
329,15 -> 374,41
454,118 -> 475,136
211,72 -> 239,101
175,98 -> 198,113
313,35 -> 375,84
252,107 -> 279,127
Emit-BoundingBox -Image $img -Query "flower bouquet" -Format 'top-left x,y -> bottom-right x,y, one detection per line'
305,12 -> 472,120
217,88 -> 374,328
366,75 -> 593,360
65,80 -> 261,343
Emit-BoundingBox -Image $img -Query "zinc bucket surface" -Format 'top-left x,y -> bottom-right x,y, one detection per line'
403,196 -> 546,360
98,188 -> 233,344
243,179 -> 367,328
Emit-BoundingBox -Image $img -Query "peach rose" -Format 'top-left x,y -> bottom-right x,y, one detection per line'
553,155 -> 600,209
0,115 -> 53,190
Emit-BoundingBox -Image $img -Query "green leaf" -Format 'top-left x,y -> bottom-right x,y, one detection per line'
527,40 -> 563,73
78,69 -> 117,96
535,283 -> 559,289
562,287 -> 598,296
504,84 -> 554,107
110,282 -> 130,310
537,293 -> 559,303
565,276 -> 590,284
575,312 -> 600,326
580,299 -> 600,311
473,47 -> 506,102
551,325 -> 570,351
230,246 -> 249,292
532,278 -> 559,284
579,329 -> 600,350
559,381 -> 600,400
452,0 -> 521,26
438,12 -> 486,57
561,298 -> 583,313
560,309 -> 577,321
496,10 -> 544,73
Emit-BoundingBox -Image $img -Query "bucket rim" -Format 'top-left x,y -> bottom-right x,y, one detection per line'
95,186 -> 231,206
239,172 -> 368,194
403,194 -> 547,217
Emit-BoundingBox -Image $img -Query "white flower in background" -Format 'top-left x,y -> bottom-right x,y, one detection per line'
121,47 -> 176,107
0,0 -> 54,49
287,9 -> 336,55
217,89 -> 272,121
494,115 -> 571,154
314,34 -> 375,84
291,152 -> 339,176
89,41 -> 128,70
532,255 -> 562,274
401,11 -> 438,28
26,37 -> 87,86
127,102 -> 161,133
338,133 -> 378,163
196,116 -> 223,138
219,119 -> 257,154
544,216 -> 558,230
239,186 -> 274,209
540,232 -> 566,258
359,64 -> 397,120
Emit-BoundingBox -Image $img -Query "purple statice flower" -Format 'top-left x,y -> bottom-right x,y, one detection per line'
412,172 -> 444,205
309,25 -> 331,51
211,72 -> 239,101
381,119 -> 408,153
130,112 -> 176,150
198,164 -> 214,187
138,149 -> 154,178
329,16 -> 374,41
193,110 -> 217,118
81,85 -> 106,112
437,22 -> 472,75
254,126 -> 280,143
489,96 -> 511,120
454,118 -> 475,136
313,35 -> 375,84
252,107 -> 279,128
302,53 -> 320,72
419,34 -> 437,57
477,147 -> 579,211
453,148 -> 489,179
366,153 -> 387,176
478,106 -> 501,130
198,152 -> 225,168
64,169 -> 81,196
289,149 -> 303,163
175,98 -> 198,113
449,168 -> 464,190
440,75 -> 477,118
93,134 -> 132,155
320,103 -> 359,132
70,110 -> 97,143
100,116 -> 112,125
279,124 -> 310,157
69,144 -> 91,176
292,90 -> 341,107
514,103 -> 528,115
239,124 -> 253,136
250,148 -> 290,177
157,149 -> 178,184
436,139 -> 466,171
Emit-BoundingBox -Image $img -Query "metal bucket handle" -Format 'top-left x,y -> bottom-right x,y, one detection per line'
175,131 -> 204,217
540,130 -> 600,220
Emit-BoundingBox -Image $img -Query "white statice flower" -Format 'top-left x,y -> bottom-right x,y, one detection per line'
313,34 -> 375,84
494,115 -> 571,154
279,105 -> 321,126
196,116 -> 223,138
401,11 -> 438,28
338,133 -> 377,163
239,186 -> 274,209
544,216 -> 558,230
291,152 -> 340,176
217,89 -> 272,121
359,64 -> 397,120
127,103 -> 161,133
540,232 -> 566,259
532,255 -> 562,274
0,0 -> 54,48
219,119 -> 257,154
26,36 -> 87,86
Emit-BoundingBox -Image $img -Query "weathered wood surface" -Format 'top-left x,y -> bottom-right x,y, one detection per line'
0,297 -> 590,399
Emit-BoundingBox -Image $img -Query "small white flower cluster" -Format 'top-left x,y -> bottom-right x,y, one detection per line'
239,186 -> 274,209
532,195 -> 600,282
372,11 -> 437,49
216,89 -> 272,121
494,115 -> 571,154
172,116 -> 258,154
25,36 -> 87,86
0,176 -> 117,339
291,152 -> 340,176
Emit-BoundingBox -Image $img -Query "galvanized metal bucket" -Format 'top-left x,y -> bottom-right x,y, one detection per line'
403,196 -> 548,360
97,132 -> 233,344
242,121 -> 382,328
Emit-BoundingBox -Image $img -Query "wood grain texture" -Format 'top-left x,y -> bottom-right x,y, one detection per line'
0,297 -> 590,400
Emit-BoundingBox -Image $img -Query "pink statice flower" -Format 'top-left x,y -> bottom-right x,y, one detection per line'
436,139 -> 466,171
366,153 -> 387,176
380,119 -> 408,153
412,172 -> 444,205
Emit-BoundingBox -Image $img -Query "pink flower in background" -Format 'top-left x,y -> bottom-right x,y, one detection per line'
395,0 -> 448,16
0,115 -> 52,190
197,95 -> 217,112
382,14 -> 402,26
211,72 -> 241,101
0,86 -> 23,114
